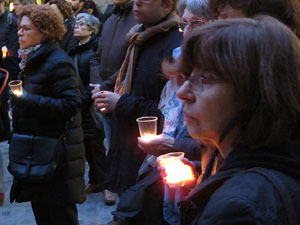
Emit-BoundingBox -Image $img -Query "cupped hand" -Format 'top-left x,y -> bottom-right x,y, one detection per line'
137,134 -> 175,156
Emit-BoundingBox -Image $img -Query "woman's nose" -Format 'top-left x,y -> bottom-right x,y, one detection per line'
176,81 -> 195,103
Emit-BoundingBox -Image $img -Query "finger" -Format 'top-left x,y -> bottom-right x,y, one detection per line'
92,93 -> 106,99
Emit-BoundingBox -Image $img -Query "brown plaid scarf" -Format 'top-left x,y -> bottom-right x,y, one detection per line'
114,12 -> 180,95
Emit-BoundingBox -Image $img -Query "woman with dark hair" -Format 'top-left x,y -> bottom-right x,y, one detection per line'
83,0 -> 104,23
50,0 -> 76,52
9,4 -> 85,225
209,0 -> 300,33
163,16 -> 300,224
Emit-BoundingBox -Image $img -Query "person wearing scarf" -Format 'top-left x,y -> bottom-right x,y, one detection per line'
93,0 -> 182,197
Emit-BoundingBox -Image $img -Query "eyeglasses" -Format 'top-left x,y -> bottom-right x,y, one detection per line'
74,21 -> 89,27
183,74 -> 224,93
133,0 -> 152,4
180,19 -> 206,30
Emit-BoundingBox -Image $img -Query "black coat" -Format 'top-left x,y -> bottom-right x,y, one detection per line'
0,10 -> 19,80
180,142 -> 300,225
59,18 -> 77,53
68,34 -> 99,137
106,26 -> 183,194
89,2 -> 136,90
10,40 -> 86,204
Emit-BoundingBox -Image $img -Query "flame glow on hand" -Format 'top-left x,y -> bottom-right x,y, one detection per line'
140,134 -> 162,142
159,158 -> 194,185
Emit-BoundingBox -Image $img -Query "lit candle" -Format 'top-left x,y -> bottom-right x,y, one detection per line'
158,152 -> 195,188
13,90 -> 23,96
1,46 -> 7,59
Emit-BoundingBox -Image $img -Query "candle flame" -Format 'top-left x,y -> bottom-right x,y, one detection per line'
2,46 -> 8,59
141,134 -> 162,142
159,158 -> 194,186
13,90 -> 23,96
100,107 -> 106,111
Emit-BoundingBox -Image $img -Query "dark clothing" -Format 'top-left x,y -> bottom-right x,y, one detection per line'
68,34 -> 99,114
112,136 -> 201,225
31,185 -> 79,225
10,40 -> 86,210
89,3 -> 136,89
180,142 -> 300,225
106,27 -> 183,194
0,68 -> 10,141
0,11 -> 19,80
59,18 -> 77,53
68,35 -> 107,185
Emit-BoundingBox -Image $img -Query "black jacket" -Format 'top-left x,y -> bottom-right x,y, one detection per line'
59,18 -> 77,53
106,26 -> 182,194
180,142 -> 300,225
89,2 -> 136,90
10,40 -> 86,204
68,34 -> 99,137
0,11 -> 19,80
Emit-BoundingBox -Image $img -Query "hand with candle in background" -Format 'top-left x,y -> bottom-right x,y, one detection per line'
157,155 -> 197,189
138,134 -> 176,156
92,90 -> 120,113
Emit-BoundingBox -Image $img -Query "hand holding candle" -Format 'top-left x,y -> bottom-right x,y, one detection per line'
92,90 -> 120,113
138,134 -> 175,156
8,80 -> 23,97
157,152 -> 196,188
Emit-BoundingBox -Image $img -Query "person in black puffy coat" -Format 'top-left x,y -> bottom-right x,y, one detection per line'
9,5 -> 85,225
68,13 -> 110,200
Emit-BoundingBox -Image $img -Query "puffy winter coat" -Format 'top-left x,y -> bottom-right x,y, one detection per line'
10,40 -> 86,204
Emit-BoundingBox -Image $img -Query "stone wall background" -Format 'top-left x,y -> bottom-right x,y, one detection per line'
94,0 -> 113,13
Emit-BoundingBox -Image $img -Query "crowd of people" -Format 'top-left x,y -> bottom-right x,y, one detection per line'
0,0 -> 300,224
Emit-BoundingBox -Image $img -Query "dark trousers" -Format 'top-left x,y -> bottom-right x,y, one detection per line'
84,136 -> 106,186
31,189 -> 79,225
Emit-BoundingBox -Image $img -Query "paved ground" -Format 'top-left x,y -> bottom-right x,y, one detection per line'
0,141 -> 116,225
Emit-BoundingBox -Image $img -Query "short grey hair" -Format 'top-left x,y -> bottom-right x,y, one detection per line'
75,13 -> 100,35
186,0 -> 215,20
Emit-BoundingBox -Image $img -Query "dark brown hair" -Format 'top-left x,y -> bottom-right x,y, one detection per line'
209,0 -> 300,33
180,16 -> 300,149
18,4 -> 66,40
51,0 -> 73,19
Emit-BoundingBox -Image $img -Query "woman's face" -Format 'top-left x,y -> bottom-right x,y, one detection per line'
18,16 -> 47,49
74,18 -> 92,39
177,68 -> 236,145
181,8 -> 207,39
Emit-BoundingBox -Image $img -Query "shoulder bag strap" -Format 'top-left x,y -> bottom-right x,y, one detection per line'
246,167 -> 299,225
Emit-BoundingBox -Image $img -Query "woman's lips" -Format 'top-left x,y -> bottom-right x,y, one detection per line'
183,111 -> 197,123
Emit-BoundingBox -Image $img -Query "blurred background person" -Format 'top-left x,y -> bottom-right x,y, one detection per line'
70,0 -> 87,17
68,13 -> 113,204
9,4 -> 85,225
12,0 -> 35,17
209,0 -> 300,34
0,67 -> 8,207
50,0 -> 76,52
83,0 -> 104,25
